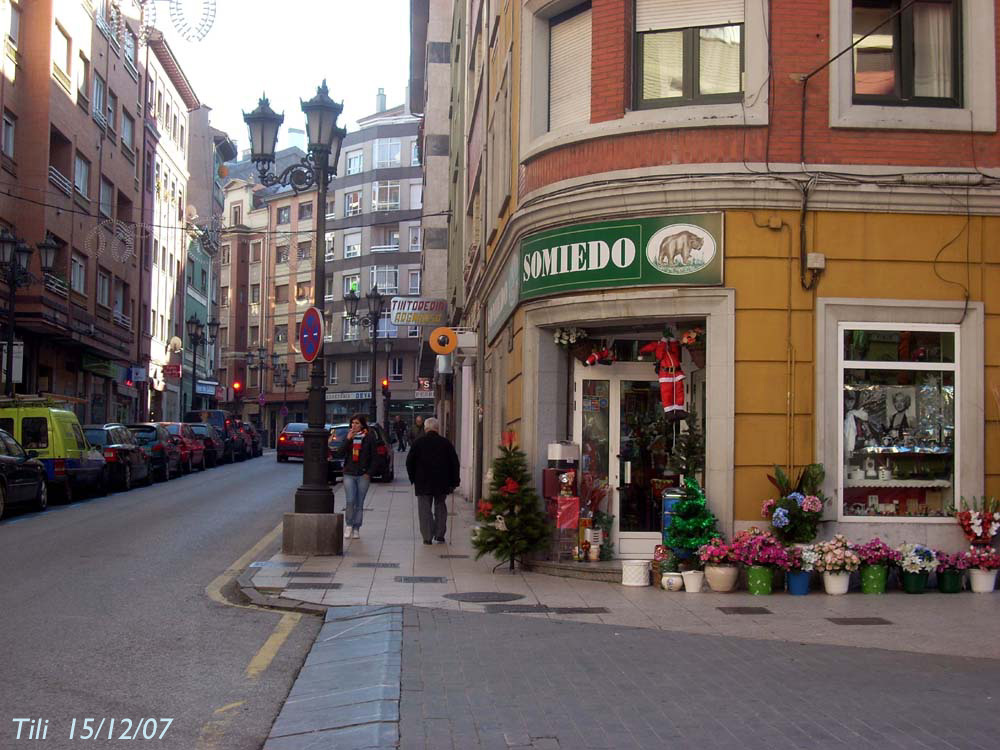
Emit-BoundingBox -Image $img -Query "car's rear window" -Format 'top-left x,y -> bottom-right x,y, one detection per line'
22,417 -> 49,449
329,426 -> 349,442
84,429 -> 108,446
190,424 -> 211,437
129,427 -> 157,444
165,424 -> 180,435
283,423 -> 308,433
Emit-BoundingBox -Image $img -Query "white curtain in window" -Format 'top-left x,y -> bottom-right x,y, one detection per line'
548,9 -> 591,131
636,0 -> 743,32
913,4 -> 952,98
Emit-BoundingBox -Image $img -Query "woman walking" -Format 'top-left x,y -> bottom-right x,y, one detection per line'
337,413 -> 376,539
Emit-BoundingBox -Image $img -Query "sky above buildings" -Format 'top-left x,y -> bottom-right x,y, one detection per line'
160,0 -> 411,153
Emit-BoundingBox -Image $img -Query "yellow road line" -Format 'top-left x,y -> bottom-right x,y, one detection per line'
213,701 -> 245,715
196,701 -> 245,750
204,521 -> 283,608
245,612 -> 301,679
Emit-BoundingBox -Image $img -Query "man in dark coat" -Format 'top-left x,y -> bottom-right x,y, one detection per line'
406,417 -> 460,544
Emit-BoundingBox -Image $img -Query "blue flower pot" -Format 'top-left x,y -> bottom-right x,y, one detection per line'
786,570 -> 811,596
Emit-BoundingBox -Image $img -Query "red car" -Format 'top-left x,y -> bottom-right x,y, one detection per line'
159,422 -> 206,473
276,422 -> 307,462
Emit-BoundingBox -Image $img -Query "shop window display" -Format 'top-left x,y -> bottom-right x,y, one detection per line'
840,326 -> 956,519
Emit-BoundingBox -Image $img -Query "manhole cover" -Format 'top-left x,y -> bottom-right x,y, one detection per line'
828,617 -> 892,626
717,606 -> 772,615
249,561 -> 300,568
395,576 -> 448,583
484,604 -> 551,614
552,607 -> 609,615
443,592 -> 525,603
354,562 -> 401,568
439,554 -> 469,559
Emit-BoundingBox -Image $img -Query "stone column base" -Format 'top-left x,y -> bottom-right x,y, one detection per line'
282,512 -> 344,556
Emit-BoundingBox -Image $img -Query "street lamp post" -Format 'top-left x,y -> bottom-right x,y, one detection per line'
0,229 -> 58,397
186,315 -> 219,411
244,81 -> 345,516
344,287 -> 385,424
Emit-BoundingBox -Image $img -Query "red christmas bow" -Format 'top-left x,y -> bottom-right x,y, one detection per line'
500,477 -> 520,494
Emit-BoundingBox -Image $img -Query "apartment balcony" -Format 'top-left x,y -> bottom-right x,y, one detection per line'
48,166 -> 72,197
113,310 -> 132,331
44,273 -> 69,298
370,244 -> 400,254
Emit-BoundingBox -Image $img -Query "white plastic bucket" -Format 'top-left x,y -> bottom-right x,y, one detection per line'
621,560 -> 650,587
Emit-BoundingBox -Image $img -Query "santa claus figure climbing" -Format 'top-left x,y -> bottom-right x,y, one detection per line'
638,327 -> 686,419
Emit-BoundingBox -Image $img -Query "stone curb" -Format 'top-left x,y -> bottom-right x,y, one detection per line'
235,570 -> 328,616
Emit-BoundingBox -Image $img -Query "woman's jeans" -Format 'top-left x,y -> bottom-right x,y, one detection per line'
342,473 -> 371,529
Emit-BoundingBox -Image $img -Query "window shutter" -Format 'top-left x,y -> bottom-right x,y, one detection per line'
635,0 -> 744,32
548,8 -> 591,131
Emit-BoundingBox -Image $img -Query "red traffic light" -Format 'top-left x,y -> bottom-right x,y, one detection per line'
381,377 -> 390,396
233,381 -> 243,393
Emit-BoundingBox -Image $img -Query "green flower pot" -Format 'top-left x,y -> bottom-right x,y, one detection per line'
901,571 -> 929,594
860,564 -> 888,595
937,570 -> 963,594
747,565 -> 773,596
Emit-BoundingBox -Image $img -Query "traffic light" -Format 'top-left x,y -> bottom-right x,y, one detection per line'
381,377 -> 390,397
233,380 -> 243,400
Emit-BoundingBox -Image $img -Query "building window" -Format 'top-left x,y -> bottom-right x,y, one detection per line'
352,359 -> 370,383
274,324 -> 288,343
124,29 -> 137,67
122,111 -> 134,150
295,282 -> 312,302
74,153 -> 90,197
409,183 -> 423,209
325,232 -> 335,261
370,266 -> 398,295
344,232 -> 361,259
248,369 -> 259,388
1,111 -> 15,159
93,74 -> 106,119
377,312 -> 398,338
851,0 -> 960,107
298,201 -> 313,220
327,362 -> 338,385
251,284 -> 260,303
411,140 -> 420,166
839,324 -> 958,521
220,285 -> 229,306
343,273 -> 360,296
275,284 -> 288,303
390,356 -> 404,382
107,90 -> 118,132
345,150 -> 363,174
408,325 -> 420,338
342,316 -> 360,341
288,362 -> 305,382
52,23 -> 71,80
344,190 -> 362,217
76,53 -> 89,99
71,252 -> 86,294
231,204 -> 242,226
276,245 -> 289,264
548,6 -> 592,130
276,206 -> 290,224
296,241 -> 311,261
99,177 -> 114,218
249,325 -> 259,345
220,244 -> 231,264
635,0 -> 744,109
408,270 -> 421,295
409,226 -> 421,251
8,4 -> 20,48
97,269 -> 111,307
217,327 -> 228,348
375,138 -> 401,168
372,181 -> 400,211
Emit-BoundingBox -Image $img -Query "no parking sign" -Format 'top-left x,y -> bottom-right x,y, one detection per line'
300,307 -> 323,363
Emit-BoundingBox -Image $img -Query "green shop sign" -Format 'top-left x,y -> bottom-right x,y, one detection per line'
519,213 -> 723,300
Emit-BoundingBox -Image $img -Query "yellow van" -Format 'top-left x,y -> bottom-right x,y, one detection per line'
0,398 -> 106,502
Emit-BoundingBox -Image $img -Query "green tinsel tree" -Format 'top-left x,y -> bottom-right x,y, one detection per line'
472,436 -> 550,571
663,476 -> 718,558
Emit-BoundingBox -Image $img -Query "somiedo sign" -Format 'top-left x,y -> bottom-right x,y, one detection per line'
519,213 -> 723,300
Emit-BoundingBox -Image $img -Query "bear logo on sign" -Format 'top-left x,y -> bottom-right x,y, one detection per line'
645,224 -> 716,276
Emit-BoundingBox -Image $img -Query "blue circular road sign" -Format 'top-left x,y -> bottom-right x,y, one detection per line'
300,306 -> 324,363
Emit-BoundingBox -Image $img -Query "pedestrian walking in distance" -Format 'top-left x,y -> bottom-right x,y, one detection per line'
393,415 -> 408,452
409,415 -> 424,446
336,413 -> 376,539
406,417 -> 460,545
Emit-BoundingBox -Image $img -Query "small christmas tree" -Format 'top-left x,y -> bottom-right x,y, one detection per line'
472,431 -> 550,571
663,476 -> 718,560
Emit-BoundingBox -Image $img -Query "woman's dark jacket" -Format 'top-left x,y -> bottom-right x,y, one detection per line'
406,431 -> 460,496
336,430 -> 376,476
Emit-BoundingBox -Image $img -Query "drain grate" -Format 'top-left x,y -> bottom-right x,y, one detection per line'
828,617 -> 892,626
281,571 -> 334,578
249,561 -> 300,569
354,562 -> 401,568
443,592 -> 525,603
285,583 -> 343,590
439,554 -> 469,559
718,606 -> 772,615
395,576 -> 448,584
483,604 -> 609,615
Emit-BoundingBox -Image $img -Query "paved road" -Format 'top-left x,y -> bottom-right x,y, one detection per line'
0,455 -> 321,749
400,606 -> 998,750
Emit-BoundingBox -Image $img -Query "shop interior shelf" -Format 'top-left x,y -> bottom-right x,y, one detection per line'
844,478 -> 952,488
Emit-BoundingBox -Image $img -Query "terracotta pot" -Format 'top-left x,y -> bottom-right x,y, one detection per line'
704,564 -> 739,592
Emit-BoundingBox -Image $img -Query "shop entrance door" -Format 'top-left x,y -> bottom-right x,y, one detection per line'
574,362 -> 676,558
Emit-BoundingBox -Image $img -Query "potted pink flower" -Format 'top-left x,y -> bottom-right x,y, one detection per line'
811,535 -> 860,595
967,546 -> 1000,593
853,538 -> 900,595
935,550 -> 971,594
729,527 -> 792,595
697,537 -> 738,592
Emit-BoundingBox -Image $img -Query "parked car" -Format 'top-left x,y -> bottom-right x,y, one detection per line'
243,422 -> 264,457
368,423 -> 395,482
276,422 -> 307,462
326,423 -> 349,481
0,427 -> 48,517
0,402 -> 105,502
189,423 -> 225,467
160,423 -> 206,472
127,423 -> 182,481
183,409 -> 240,463
83,424 -> 152,491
